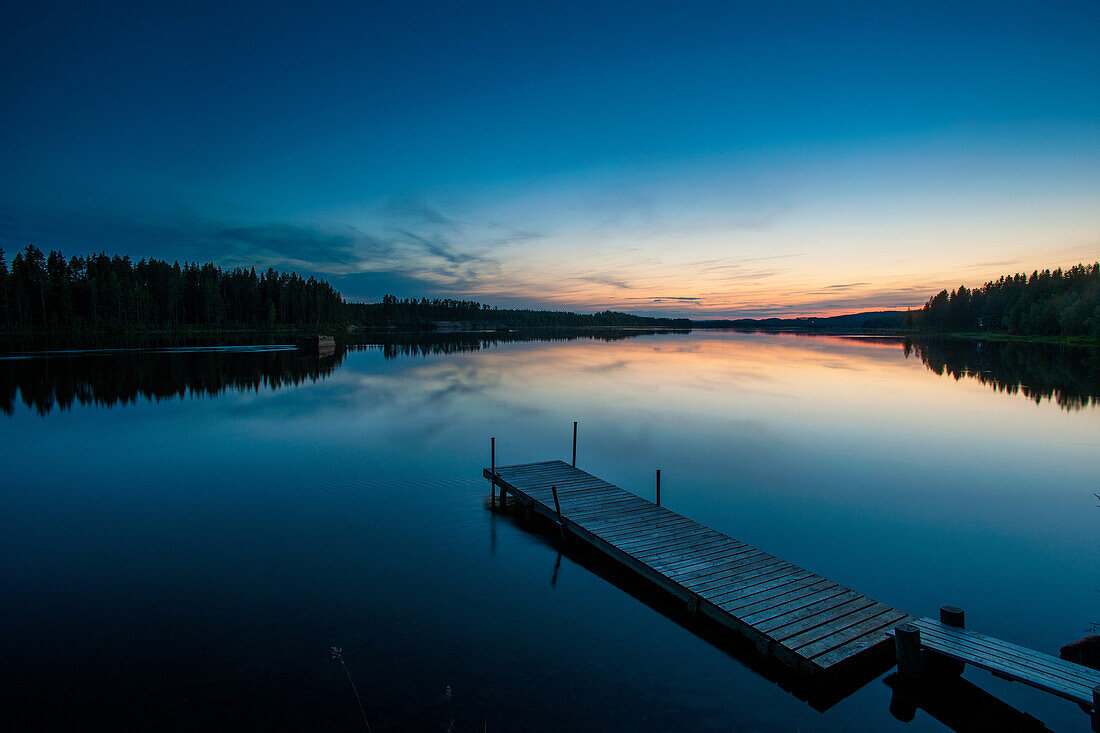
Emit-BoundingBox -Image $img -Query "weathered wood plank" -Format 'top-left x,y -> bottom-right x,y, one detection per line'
554,488 -> 626,505
593,514 -> 697,540
576,493 -> 668,512
680,562 -> 787,595
518,478 -> 618,493
654,544 -> 757,574
560,499 -> 655,521
613,526 -> 724,554
784,603 -> 899,650
506,473 -> 572,484
522,483 -> 623,501
749,589 -> 865,631
770,597 -> 880,642
815,620 -> 911,669
690,559 -> 793,594
731,580 -> 840,617
633,541 -> 743,570
798,610 -> 909,659
616,539 -> 725,564
493,461 -> 560,472
684,559 -> 793,594
663,548 -> 768,579
561,493 -> 653,514
497,460 -> 571,473
529,486 -> 622,502
634,536 -> 745,564
713,571 -> 820,608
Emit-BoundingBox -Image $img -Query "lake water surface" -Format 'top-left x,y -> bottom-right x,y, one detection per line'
2,331 -> 1098,731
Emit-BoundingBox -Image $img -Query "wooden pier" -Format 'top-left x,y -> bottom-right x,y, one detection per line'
891,612 -> 1100,730
484,459 -> 911,680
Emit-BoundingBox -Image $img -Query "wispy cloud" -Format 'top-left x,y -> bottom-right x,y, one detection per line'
579,274 -> 633,290
381,197 -> 459,228
210,224 -> 378,270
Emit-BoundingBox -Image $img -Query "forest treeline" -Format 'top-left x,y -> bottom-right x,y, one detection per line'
0,245 -> 689,332
346,295 -> 691,330
359,327 -> 690,359
0,245 -> 344,329
907,262 -> 1100,337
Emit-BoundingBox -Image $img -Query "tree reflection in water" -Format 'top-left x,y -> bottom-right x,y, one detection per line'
4,331 -> 1095,417
904,337 -> 1100,411
0,329 -> 683,415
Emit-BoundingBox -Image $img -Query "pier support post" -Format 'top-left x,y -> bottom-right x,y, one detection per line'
572,422 -> 577,468
1092,685 -> 1098,732
551,485 -> 564,538
935,606 -> 966,677
656,469 -> 661,506
490,436 -> 496,508
895,623 -> 922,681
940,606 -> 964,628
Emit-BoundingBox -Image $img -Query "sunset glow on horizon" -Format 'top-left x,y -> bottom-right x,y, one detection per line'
2,2 -> 1098,317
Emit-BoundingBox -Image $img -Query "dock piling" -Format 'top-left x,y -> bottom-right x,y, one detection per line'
551,484 -> 564,537
1092,685 -> 1098,732
572,421 -> 577,468
940,606 -> 965,628
895,623 -> 922,681
936,606 -> 966,676
656,469 -> 661,506
490,437 -> 496,508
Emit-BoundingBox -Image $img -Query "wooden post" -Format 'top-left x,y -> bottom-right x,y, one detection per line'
572,421 -> 577,468
1092,685 -> 1099,733
656,469 -> 661,506
551,484 -> 564,538
895,623 -> 922,681
490,436 -> 496,508
940,606 -> 964,628
937,606 -> 965,676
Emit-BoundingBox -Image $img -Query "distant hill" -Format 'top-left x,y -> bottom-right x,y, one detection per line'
692,310 -> 908,331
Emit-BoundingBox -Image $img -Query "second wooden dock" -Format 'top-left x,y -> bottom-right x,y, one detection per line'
485,459 -> 911,680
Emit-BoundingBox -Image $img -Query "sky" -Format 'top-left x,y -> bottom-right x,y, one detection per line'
1,1 -> 1099,317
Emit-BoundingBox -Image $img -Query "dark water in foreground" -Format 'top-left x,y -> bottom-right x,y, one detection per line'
1,331 -> 1098,731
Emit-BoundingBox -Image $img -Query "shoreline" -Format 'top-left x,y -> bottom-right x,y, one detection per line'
2,325 -> 1098,348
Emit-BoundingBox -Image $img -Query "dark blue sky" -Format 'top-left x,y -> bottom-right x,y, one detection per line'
3,1 -> 1098,315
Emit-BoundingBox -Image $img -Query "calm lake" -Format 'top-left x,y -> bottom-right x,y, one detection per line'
2,331 -> 1098,731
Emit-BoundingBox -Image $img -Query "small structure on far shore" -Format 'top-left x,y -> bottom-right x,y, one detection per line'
296,334 -> 336,356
